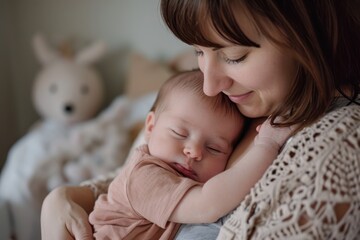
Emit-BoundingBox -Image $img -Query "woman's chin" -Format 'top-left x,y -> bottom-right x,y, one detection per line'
237,107 -> 268,118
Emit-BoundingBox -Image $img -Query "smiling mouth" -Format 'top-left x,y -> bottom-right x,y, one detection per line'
227,91 -> 253,103
172,163 -> 197,180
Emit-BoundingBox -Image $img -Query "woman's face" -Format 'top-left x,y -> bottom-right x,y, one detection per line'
195,19 -> 298,118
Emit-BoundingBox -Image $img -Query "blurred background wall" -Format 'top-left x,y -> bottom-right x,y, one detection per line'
0,0 -> 189,169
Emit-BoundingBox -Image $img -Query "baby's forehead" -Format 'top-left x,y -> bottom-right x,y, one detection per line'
167,88 -> 241,119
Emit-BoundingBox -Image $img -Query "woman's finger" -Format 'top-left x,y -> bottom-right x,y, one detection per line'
67,208 -> 94,240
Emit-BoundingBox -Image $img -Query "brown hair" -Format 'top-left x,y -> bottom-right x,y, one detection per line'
151,70 -> 242,121
160,0 -> 360,127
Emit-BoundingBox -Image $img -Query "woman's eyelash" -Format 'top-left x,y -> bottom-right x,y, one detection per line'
194,48 -> 247,64
194,49 -> 203,56
224,54 -> 248,64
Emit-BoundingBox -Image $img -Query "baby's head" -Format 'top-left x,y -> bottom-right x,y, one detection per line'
145,70 -> 244,182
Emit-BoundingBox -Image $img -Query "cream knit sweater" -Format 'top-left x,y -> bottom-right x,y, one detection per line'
218,104 -> 360,239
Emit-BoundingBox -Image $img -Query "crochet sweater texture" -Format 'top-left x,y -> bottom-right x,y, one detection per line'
218,105 -> 360,239
83,104 -> 360,239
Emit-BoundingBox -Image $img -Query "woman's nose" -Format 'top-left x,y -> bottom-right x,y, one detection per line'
183,144 -> 202,161
200,58 -> 232,96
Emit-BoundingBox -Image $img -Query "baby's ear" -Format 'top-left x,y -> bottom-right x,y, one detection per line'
144,111 -> 155,142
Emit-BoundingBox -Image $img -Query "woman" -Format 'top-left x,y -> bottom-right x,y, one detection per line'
41,0 -> 360,239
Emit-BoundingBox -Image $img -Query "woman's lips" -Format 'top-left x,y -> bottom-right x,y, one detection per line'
172,163 -> 197,180
227,91 -> 253,104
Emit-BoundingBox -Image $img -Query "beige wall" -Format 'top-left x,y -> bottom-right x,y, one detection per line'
0,0 -> 188,170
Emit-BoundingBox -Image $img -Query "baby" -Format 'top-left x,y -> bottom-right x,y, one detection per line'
89,70 -> 289,239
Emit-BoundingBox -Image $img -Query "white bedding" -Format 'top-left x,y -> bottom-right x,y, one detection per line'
0,92 -> 156,240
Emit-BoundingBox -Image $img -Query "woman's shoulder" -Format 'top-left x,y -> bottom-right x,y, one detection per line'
297,104 -> 360,149
280,104 -> 359,171
320,103 -> 360,127
292,104 -> 359,141
219,105 -> 360,239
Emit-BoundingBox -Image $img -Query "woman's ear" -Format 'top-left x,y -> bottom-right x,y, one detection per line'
144,111 -> 155,142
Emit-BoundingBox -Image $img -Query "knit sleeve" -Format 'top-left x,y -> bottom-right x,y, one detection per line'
218,105 -> 360,239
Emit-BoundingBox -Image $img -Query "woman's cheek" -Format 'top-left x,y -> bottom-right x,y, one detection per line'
197,58 -> 205,73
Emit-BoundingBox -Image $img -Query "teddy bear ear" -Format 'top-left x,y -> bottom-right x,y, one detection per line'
75,41 -> 106,65
32,33 -> 60,65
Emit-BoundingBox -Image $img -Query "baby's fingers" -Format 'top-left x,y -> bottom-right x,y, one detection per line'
257,118 -> 298,147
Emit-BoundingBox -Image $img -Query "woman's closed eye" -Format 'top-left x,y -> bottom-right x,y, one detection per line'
223,54 -> 248,64
194,47 -> 248,65
194,48 -> 203,57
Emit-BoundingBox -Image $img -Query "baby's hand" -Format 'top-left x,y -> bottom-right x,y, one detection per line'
255,118 -> 295,151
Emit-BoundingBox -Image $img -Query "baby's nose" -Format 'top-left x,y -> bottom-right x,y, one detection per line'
183,144 -> 202,161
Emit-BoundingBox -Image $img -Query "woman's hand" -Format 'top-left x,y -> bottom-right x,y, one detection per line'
41,186 -> 95,240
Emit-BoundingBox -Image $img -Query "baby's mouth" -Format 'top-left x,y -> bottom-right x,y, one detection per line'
172,163 -> 197,180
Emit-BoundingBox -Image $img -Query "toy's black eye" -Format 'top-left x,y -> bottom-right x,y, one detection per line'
49,83 -> 57,94
81,84 -> 89,95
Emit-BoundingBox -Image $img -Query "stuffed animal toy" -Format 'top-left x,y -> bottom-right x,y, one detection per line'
0,33 -> 108,240
30,37 -> 132,189
32,34 -> 105,125
42,95 -> 131,190
30,33 -> 110,190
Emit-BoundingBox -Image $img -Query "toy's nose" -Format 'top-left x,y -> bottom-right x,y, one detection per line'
64,103 -> 75,114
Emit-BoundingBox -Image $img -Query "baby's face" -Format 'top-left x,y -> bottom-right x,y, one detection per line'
146,90 -> 244,183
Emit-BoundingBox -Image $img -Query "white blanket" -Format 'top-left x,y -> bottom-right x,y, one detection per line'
0,93 -> 156,240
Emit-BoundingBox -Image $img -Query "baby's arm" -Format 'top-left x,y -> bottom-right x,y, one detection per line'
170,119 -> 294,224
